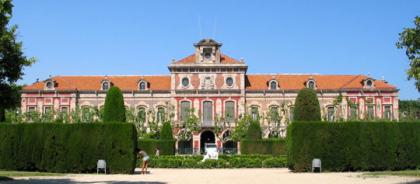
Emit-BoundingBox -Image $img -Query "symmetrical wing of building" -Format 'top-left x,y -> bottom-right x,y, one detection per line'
21,39 -> 399,153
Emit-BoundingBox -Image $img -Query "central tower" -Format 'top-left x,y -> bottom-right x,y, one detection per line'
194,38 -> 222,64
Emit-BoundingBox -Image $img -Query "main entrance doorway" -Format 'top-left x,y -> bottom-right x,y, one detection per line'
200,130 -> 215,154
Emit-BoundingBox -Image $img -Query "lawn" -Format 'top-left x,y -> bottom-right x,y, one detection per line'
364,170 -> 420,178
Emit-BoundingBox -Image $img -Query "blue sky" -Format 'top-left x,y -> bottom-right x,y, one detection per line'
11,0 -> 420,99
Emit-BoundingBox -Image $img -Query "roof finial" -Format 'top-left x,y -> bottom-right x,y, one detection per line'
171,58 -> 176,63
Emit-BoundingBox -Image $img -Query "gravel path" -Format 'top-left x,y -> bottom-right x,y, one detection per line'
3,168 -> 420,184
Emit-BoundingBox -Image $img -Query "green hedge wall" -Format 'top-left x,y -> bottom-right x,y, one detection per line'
0,123 -> 137,174
241,139 -> 286,155
145,155 -> 287,168
287,122 -> 420,172
138,139 -> 175,155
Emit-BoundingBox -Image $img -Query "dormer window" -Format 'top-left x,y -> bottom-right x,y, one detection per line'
307,80 -> 316,89
203,47 -> 213,60
364,78 -> 375,88
139,80 -> 148,91
101,81 -> 110,91
45,80 -> 55,90
269,80 -> 278,90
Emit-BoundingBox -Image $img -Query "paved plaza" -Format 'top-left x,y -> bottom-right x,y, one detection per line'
3,168 -> 419,184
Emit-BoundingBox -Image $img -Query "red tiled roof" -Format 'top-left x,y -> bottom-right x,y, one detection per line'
23,74 -> 397,92
174,53 -> 243,64
23,75 -> 171,91
245,74 -> 397,91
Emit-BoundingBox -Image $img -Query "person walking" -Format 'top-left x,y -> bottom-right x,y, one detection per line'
138,149 -> 149,174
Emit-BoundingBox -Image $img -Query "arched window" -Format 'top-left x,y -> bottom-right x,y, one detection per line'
364,79 -> 374,88
45,81 -> 54,90
307,80 -> 316,89
139,81 -> 147,91
157,107 -> 165,123
102,81 -> 110,91
269,80 -> 277,90
250,106 -> 259,120
137,106 -> 146,123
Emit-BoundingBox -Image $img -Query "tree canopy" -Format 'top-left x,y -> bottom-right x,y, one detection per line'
0,0 -> 35,122
103,86 -> 126,123
397,16 -> 420,91
293,88 -> 321,121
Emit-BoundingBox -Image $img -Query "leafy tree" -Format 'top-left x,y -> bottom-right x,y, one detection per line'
397,16 -> 420,91
160,122 -> 173,140
178,108 -> 200,141
399,100 -> 420,121
103,86 -> 126,123
246,120 -> 262,140
293,88 -> 321,121
231,114 -> 253,141
0,0 -> 35,122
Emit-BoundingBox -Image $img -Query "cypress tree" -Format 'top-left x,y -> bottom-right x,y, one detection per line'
160,122 -> 173,140
103,86 -> 126,123
293,88 -> 321,121
246,121 -> 262,140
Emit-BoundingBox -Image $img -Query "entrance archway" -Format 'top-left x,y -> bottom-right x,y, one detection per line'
222,130 -> 237,154
200,130 -> 215,154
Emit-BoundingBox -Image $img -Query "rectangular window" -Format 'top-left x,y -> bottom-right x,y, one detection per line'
180,101 -> 191,121
269,106 -> 280,123
225,101 -> 235,123
203,101 -> 213,125
27,106 -> 36,112
327,107 -> 335,122
60,106 -> 69,114
43,106 -> 52,114
383,105 -> 392,120
367,105 -> 375,120
349,105 -> 358,120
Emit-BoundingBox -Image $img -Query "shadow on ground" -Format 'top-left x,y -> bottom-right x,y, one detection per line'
398,180 -> 420,184
2,178 -> 166,184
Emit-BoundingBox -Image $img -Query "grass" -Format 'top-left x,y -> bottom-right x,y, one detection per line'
0,170 -> 65,178
363,170 -> 420,178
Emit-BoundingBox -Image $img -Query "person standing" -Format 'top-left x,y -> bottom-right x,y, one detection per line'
138,149 -> 149,174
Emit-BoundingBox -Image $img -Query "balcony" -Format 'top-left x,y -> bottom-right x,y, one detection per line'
201,121 -> 214,127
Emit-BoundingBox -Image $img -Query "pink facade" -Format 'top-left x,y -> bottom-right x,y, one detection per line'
21,39 -> 399,154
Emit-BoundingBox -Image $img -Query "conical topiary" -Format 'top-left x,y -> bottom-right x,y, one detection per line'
103,86 -> 126,123
293,88 -> 321,121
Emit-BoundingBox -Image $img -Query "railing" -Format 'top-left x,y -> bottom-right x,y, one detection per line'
221,148 -> 238,155
201,121 -> 214,127
177,148 -> 193,155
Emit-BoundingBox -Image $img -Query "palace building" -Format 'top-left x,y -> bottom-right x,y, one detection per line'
21,39 -> 399,153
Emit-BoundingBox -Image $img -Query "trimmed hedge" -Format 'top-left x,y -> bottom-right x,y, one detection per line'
145,155 -> 287,168
241,139 -> 286,155
287,122 -> 420,172
138,139 -> 175,155
0,123 -> 137,174
246,121 -> 262,140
